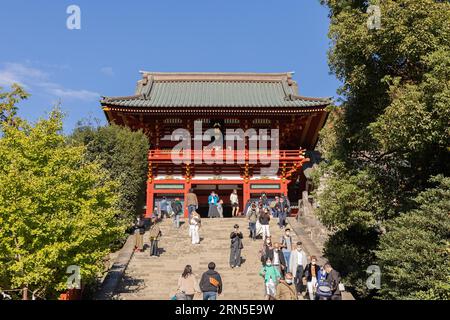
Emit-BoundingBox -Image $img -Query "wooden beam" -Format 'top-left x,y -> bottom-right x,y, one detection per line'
300,115 -> 313,148
311,111 -> 328,148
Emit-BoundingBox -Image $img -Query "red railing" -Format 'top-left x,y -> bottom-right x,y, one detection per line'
148,149 -> 307,163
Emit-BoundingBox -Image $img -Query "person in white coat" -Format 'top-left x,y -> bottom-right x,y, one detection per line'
289,241 -> 308,295
189,211 -> 201,245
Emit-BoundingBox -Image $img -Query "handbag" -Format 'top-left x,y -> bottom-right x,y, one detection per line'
175,291 -> 187,300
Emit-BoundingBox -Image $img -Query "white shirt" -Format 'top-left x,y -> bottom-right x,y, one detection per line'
297,250 -> 304,266
273,250 -> 280,265
230,193 -> 238,204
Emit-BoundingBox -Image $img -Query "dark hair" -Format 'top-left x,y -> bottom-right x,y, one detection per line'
182,265 -> 192,278
208,262 -> 216,270
234,224 -> 239,229
324,262 -> 332,269
285,228 -> 290,232
297,241 -> 302,246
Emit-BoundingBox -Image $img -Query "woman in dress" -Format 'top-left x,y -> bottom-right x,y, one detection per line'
190,211 -> 201,245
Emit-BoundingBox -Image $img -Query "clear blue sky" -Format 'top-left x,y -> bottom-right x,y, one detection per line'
0,0 -> 340,133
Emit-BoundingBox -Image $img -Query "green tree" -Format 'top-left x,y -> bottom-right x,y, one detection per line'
376,176 -> 450,300
315,0 -> 450,298
69,122 -> 149,224
0,88 -> 124,299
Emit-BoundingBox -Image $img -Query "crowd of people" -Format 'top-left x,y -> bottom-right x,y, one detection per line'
132,190 -> 343,300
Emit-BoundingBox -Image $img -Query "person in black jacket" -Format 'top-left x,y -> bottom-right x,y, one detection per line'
264,242 -> 287,276
303,256 -> 321,300
199,262 -> 223,300
171,197 -> 183,229
324,262 -> 342,300
230,224 -> 243,268
259,208 -> 271,240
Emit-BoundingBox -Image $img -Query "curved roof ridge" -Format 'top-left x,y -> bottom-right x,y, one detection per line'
138,71 -> 294,82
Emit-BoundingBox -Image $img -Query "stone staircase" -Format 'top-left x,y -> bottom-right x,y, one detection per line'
113,217 -> 303,300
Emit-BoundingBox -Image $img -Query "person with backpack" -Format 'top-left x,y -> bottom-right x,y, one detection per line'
259,258 -> 281,300
171,197 -> 183,229
275,272 -> 297,300
303,256 -> 321,300
177,265 -> 201,300
324,262 -> 342,300
186,189 -> 198,222
199,262 -> 223,300
230,224 -> 243,268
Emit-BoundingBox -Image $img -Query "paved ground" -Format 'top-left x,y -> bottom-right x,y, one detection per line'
113,217 -> 304,300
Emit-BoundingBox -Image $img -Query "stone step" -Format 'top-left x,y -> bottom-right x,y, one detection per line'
113,217 -> 311,300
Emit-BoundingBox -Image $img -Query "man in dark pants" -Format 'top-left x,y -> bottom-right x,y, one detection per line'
264,242 -> 287,276
324,262 -> 342,300
230,225 -> 243,268
186,189 -> 198,222
289,241 -> 307,296
148,217 -> 162,257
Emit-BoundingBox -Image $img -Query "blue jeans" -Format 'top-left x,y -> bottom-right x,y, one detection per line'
203,291 -> 217,300
272,209 -> 279,218
278,213 -> 286,228
188,205 -> 196,221
283,251 -> 291,270
249,222 -> 256,239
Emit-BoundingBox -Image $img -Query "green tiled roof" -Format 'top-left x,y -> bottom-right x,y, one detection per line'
101,72 -> 331,108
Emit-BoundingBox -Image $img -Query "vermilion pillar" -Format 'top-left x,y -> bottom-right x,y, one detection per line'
184,181 -> 191,218
146,181 -> 154,218
243,181 -> 250,214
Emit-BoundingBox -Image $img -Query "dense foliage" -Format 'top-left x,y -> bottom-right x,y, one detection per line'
69,122 -> 149,225
315,0 -> 450,299
376,176 -> 450,300
0,87 -> 125,299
